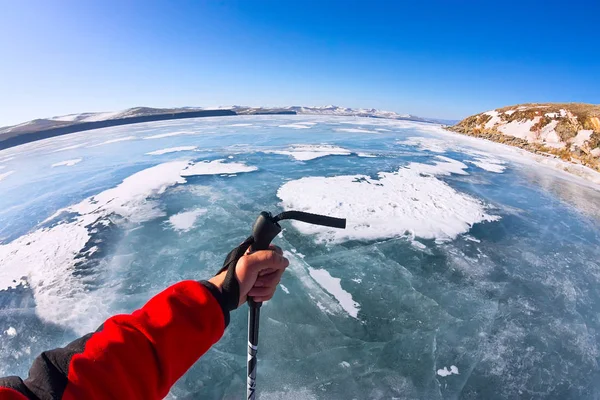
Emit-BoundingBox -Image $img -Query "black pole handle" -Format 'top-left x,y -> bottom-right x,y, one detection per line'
248,212 -> 282,307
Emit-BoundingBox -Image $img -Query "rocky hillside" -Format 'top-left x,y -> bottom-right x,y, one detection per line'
448,103 -> 600,171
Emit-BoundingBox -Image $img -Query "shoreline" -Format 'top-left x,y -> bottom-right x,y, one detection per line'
439,125 -> 600,188
0,109 -> 297,151
2,111 -> 600,190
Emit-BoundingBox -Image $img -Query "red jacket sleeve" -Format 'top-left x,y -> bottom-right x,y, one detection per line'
0,280 -> 229,400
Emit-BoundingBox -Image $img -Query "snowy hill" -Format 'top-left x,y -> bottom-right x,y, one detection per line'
449,103 -> 600,171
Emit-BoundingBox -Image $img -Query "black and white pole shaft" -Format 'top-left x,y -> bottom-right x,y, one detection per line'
247,299 -> 260,400
246,212 -> 281,400
245,211 -> 345,399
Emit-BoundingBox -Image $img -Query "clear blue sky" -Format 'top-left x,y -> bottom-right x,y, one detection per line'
1,0 -> 598,126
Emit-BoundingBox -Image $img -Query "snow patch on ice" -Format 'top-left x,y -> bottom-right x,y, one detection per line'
227,123 -> 253,127
4,327 -> 16,337
91,136 -> 136,147
357,152 -> 377,158
340,361 -> 351,368
0,161 -> 190,334
466,157 -> 506,173
280,284 -> 290,294
278,123 -> 312,129
51,158 -> 82,167
335,128 -> 377,133
278,157 -> 499,242
143,131 -> 191,140
49,161 -> 190,224
0,170 -> 15,182
308,267 -> 360,318
266,144 -> 351,161
146,146 -> 197,155
168,208 -> 207,232
397,137 -> 449,153
53,144 -> 84,152
464,235 -> 481,243
181,159 -> 257,176
437,365 -> 459,377
284,251 -> 345,317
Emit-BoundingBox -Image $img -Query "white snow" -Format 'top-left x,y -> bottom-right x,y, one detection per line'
484,110 -> 502,129
280,284 -> 290,294
498,118 -> 538,141
49,113 -> 84,122
437,365 -> 459,377
227,123 -> 253,127
278,156 -> 499,242
53,144 -> 84,152
397,137 -> 448,153
168,208 -> 208,232
51,158 -> 82,167
0,166 -> 4,170
539,120 -> 563,148
284,251 -> 346,317
572,129 -> 593,148
504,110 -> 517,116
308,267 -> 360,318
146,146 -> 197,155
0,170 -> 15,181
143,131 -> 190,140
81,110 -> 126,122
357,152 -> 377,158
0,161 -> 190,334
340,361 -> 351,368
266,144 -> 351,161
51,160 -> 190,223
4,327 -> 16,337
278,124 -> 312,129
335,128 -> 377,133
90,136 -> 136,147
466,156 -> 506,173
181,159 -> 258,176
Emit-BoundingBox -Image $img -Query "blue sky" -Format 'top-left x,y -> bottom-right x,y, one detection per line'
1,0 -> 598,126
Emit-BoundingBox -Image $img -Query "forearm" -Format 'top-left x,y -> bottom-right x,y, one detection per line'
0,280 -> 229,400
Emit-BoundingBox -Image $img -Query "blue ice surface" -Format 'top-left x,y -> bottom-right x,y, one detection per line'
1,115 -> 599,399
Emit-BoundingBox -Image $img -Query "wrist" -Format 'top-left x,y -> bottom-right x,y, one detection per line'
208,271 -> 226,293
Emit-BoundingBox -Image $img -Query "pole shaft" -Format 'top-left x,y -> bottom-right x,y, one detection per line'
247,303 -> 261,400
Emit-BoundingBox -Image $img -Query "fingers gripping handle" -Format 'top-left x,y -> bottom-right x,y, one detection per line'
248,212 -> 282,307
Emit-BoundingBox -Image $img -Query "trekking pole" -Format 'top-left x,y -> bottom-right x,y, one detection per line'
246,211 -> 346,400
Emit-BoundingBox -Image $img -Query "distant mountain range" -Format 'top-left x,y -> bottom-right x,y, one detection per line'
449,103 -> 600,172
0,106 -> 456,150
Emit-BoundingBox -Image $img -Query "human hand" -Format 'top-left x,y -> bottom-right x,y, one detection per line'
209,245 -> 289,307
